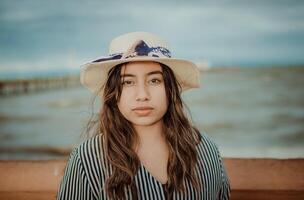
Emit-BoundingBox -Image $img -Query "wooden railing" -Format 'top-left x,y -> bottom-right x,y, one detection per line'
0,158 -> 303,200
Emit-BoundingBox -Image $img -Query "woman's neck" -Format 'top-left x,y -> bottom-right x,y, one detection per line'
133,120 -> 166,150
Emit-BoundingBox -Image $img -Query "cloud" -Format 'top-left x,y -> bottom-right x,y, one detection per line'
0,0 -> 304,72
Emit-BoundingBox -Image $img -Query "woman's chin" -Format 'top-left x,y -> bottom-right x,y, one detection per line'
130,118 -> 162,127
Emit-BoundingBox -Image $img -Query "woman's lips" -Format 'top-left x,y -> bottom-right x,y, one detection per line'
132,107 -> 153,116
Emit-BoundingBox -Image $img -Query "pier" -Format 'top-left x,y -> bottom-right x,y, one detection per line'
0,75 -> 80,96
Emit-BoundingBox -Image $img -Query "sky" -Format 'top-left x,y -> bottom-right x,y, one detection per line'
0,0 -> 304,75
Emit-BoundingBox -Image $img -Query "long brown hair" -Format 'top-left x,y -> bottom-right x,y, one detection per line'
85,62 -> 202,199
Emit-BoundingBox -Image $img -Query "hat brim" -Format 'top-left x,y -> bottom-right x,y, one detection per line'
80,57 -> 201,96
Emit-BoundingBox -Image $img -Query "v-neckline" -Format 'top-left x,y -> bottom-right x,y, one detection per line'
140,164 -> 168,185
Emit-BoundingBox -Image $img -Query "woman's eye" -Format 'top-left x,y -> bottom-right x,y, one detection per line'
122,80 -> 134,86
149,78 -> 161,85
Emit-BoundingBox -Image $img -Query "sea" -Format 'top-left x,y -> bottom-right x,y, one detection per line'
0,66 -> 304,160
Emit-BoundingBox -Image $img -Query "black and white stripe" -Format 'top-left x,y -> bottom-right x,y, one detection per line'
57,132 -> 231,199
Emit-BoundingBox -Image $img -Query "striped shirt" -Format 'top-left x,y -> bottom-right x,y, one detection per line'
57,132 -> 231,199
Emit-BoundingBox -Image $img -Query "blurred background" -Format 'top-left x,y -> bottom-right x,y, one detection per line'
0,0 -> 303,160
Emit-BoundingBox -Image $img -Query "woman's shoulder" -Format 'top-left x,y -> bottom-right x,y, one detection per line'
61,135 -> 104,198
196,131 -> 231,198
198,131 -> 220,150
76,134 -> 104,157
196,130 -> 223,163
73,134 -> 106,176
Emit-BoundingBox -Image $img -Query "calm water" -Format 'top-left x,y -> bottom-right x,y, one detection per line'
0,66 -> 304,159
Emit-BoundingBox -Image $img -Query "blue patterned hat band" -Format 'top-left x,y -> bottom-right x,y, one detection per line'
92,40 -> 171,63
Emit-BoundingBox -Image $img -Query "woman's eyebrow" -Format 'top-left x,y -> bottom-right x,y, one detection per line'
120,70 -> 163,78
120,74 -> 135,78
146,70 -> 163,76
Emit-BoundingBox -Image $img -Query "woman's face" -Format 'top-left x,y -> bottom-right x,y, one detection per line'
117,61 -> 168,128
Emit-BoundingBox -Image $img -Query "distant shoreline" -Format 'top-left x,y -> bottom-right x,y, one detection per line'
200,64 -> 304,72
0,146 -> 72,156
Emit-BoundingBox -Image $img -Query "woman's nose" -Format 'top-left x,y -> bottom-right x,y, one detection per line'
135,83 -> 150,101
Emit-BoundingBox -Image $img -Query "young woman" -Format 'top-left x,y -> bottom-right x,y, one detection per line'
57,32 -> 231,200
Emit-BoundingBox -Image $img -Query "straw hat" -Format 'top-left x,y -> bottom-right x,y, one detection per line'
80,31 -> 200,96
